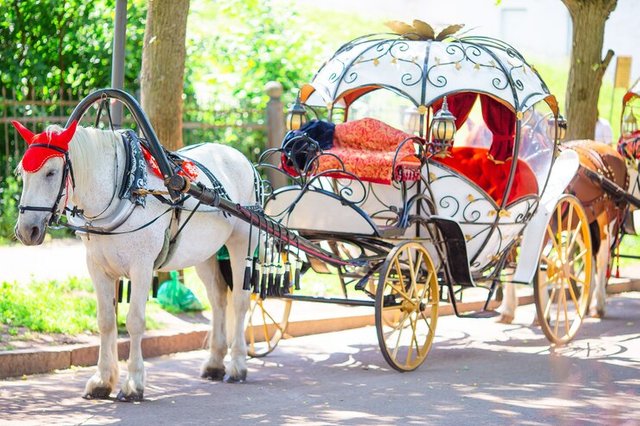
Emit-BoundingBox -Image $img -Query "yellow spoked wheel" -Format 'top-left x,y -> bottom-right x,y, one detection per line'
246,293 -> 292,357
535,194 -> 592,345
375,241 -> 439,372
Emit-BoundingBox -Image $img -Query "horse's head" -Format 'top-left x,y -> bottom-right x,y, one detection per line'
12,120 -> 77,245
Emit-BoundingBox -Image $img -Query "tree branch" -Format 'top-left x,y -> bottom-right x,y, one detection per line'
600,48 -> 615,77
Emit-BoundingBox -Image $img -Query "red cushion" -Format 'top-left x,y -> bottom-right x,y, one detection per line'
434,146 -> 538,205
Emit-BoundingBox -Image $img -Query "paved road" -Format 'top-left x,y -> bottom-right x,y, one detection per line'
1,293 -> 639,425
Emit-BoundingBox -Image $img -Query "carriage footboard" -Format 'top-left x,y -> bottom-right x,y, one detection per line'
428,216 -> 476,287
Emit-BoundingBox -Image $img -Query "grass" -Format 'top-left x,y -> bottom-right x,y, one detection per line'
0,276 -> 165,337
617,233 -> 640,267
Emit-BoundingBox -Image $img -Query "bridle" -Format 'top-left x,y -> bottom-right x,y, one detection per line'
18,144 -> 75,226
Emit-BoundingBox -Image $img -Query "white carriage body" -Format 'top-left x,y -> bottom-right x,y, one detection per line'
266,31 -> 576,282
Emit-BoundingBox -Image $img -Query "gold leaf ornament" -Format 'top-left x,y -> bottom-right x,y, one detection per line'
385,21 -> 420,40
436,24 -> 464,41
386,20 -> 463,41
412,20 -> 435,39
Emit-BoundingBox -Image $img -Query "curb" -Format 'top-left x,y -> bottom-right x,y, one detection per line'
1,281 -> 638,380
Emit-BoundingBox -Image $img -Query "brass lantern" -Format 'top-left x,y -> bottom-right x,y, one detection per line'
557,115 -> 567,140
623,110 -> 638,135
546,114 -> 567,141
286,95 -> 308,131
429,97 -> 456,157
403,106 -> 422,136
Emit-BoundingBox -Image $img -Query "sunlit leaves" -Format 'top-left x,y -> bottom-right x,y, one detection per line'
0,0 -> 146,100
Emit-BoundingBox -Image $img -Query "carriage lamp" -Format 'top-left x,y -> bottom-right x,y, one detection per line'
623,111 -> 638,134
546,115 -> 567,141
286,95 -> 308,131
403,106 -> 422,136
429,97 -> 457,157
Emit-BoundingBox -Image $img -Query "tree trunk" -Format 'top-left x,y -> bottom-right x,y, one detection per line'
140,0 -> 190,284
140,0 -> 190,151
562,0 -> 617,141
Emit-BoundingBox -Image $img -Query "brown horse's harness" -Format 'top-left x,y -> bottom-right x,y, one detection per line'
563,140 -> 629,224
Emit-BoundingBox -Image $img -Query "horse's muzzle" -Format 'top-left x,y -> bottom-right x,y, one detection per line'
15,219 -> 47,246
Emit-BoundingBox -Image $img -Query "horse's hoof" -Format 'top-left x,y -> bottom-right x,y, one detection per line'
224,370 -> 247,383
497,313 -> 514,324
589,307 -> 605,318
201,367 -> 225,381
116,389 -> 144,402
82,387 -> 112,400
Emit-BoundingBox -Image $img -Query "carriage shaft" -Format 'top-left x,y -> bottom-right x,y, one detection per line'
582,167 -> 640,208
166,175 -> 354,267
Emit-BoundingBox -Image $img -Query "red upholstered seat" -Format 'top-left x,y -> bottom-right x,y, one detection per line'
434,146 -> 538,205
316,118 -> 421,184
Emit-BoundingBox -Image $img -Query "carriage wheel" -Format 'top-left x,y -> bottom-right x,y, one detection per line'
535,194 -> 592,345
375,241 -> 439,372
246,293 -> 292,357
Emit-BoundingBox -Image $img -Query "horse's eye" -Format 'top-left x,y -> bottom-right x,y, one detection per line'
46,170 -> 56,178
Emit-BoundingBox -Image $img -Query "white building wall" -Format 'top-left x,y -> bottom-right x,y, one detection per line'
604,0 -> 640,82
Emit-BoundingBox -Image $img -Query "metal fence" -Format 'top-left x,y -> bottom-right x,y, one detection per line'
0,88 -> 269,180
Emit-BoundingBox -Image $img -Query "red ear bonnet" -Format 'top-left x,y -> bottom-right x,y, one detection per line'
13,121 -> 78,172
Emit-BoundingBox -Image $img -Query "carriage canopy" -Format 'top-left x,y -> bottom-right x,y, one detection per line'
300,34 -> 558,116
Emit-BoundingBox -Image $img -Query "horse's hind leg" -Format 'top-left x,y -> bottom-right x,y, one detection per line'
83,266 -> 119,399
118,266 -> 154,401
196,257 -> 228,381
224,233 -> 253,382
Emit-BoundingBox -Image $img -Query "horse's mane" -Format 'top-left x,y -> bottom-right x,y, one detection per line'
46,125 -> 120,190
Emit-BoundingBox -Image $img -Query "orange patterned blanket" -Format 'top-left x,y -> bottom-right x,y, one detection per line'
315,118 -> 421,184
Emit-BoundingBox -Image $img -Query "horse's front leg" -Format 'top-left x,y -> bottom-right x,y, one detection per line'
117,266 -> 153,402
83,265 -> 119,399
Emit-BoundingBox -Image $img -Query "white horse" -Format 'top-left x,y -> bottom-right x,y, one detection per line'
13,121 -> 258,401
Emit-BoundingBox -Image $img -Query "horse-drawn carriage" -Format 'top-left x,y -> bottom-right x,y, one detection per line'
252,29 -> 593,363
13,27 -> 619,399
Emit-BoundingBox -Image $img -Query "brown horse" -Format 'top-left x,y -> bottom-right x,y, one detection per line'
499,139 -> 628,322
564,140 -> 628,317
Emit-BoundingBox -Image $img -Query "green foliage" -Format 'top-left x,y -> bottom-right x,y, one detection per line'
618,234 -> 640,267
0,176 -> 20,243
0,0 -> 146,99
184,0 -> 322,157
189,0 -> 318,108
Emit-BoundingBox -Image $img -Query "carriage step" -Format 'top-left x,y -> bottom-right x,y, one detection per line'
377,226 -> 407,238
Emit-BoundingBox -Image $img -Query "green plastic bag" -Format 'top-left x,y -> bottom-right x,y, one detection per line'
157,271 -> 204,312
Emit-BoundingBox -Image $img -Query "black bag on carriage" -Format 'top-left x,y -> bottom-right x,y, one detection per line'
282,119 -> 335,170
